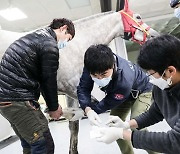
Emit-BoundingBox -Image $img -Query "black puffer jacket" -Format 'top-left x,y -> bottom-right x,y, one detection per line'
0,27 -> 59,111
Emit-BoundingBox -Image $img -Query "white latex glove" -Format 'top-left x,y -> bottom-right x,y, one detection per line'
96,127 -> 123,144
90,126 -> 102,139
86,110 -> 102,126
106,116 -> 130,129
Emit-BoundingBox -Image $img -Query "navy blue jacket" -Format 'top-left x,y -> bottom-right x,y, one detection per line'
77,55 -> 152,114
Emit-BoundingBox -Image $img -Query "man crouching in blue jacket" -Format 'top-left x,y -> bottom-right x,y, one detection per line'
77,44 -> 158,154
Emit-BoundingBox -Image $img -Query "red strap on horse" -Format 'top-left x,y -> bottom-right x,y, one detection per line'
119,0 -> 150,45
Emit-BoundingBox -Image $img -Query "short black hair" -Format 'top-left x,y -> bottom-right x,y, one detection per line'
137,34 -> 180,75
49,18 -> 75,38
84,44 -> 115,75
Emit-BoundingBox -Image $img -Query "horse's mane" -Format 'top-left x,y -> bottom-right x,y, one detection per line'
74,11 -> 115,27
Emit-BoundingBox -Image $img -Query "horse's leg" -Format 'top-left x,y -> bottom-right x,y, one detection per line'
66,96 -> 79,154
69,120 -> 79,154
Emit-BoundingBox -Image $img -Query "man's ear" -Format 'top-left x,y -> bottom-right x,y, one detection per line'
61,25 -> 68,31
167,66 -> 176,76
59,25 -> 67,32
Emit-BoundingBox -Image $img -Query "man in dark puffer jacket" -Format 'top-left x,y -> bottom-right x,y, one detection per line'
0,18 -> 75,154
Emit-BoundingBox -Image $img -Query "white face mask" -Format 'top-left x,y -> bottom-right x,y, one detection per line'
58,39 -> 68,49
174,8 -> 180,18
149,71 -> 172,90
92,76 -> 112,87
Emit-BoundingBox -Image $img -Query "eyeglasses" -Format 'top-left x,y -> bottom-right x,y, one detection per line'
146,71 -> 157,77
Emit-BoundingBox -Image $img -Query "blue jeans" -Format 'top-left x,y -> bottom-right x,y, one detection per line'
20,129 -> 54,154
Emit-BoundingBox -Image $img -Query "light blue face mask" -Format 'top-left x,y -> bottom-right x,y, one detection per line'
92,76 -> 112,87
58,39 -> 67,49
174,7 -> 180,18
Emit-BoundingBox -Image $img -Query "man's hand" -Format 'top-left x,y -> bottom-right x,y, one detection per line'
86,109 -> 102,126
48,105 -> 63,120
96,127 -> 124,144
106,116 -> 130,129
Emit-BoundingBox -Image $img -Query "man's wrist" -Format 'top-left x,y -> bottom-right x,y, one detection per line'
124,121 -> 130,129
129,119 -> 138,129
47,103 -> 59,112
123,130 -> 132,141
85,107 -> 92,114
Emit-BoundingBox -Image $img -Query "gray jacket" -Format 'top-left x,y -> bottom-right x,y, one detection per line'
132,83 -> 180,153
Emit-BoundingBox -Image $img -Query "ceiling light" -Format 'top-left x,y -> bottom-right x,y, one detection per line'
66,0 -> 90,9
0,8 -> 27,21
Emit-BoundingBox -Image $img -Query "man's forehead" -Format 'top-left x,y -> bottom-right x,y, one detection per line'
95,70 -> 109,75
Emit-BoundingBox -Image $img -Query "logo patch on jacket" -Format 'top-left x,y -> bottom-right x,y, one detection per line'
114,94 -> 124,100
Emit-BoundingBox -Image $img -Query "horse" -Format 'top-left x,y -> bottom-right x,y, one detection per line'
0,3 -> 159,154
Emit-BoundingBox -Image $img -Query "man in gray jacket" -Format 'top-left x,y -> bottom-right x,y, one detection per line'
95,34 -> 180,154
0,18 -> 75,154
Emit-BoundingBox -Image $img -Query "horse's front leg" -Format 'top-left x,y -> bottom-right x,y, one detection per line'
69,120 -> 79,154
66,96 -> 79,154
